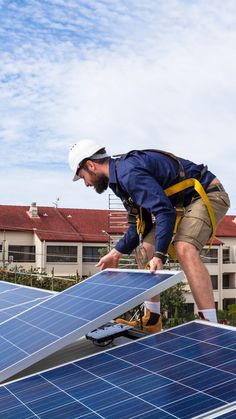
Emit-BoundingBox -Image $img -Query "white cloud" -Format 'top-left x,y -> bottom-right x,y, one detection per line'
0,0 -> 236,212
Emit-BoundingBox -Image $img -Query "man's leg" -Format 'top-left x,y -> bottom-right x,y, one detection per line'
174,188 -> 230,323
116,230 -> 162,333
175,241 -> 217,322
135,240 -> 160,302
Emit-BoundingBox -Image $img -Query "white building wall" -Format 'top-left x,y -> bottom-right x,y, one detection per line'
0,231 -> 107,278
45,241 -> 80,277
43,242 -> 107,277
82,243 -> 108,277
0,230 -> 36,270
34,235 -> 44,272
77,243 -> 83,277
184,242 -> 236,313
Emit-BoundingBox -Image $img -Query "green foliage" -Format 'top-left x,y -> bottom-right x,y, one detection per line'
0,266 -> 85,292
98,246 -> 109,258
161,282 -> 186,316
216,307 -> 236,326
227,304 -> 236,326
217,309 -> 229,321
161,282 -> 190,328
228,303 -> 236,316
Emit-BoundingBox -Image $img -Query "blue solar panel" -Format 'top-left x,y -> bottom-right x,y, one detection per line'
0,321 -> 235,418
0,268 -> 184,383
0,281 -> 54,324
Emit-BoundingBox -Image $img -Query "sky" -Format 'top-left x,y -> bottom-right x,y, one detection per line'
0,0 -> 236,213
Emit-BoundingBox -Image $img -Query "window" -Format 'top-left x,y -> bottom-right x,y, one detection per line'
8,245 -> 36,262
223,274 -> 231,289
200,248 -> 218,263
182,303 -> 194,315
223,298 -> 236,311
210,275 -> 218,290
223,248 -> 230,264
83,247 -> 107,263
47,246 -> 77,263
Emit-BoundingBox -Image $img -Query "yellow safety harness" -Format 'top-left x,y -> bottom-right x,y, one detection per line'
164,178 -> 216,260
115,149 -> 217,261
134,151 -> 217,261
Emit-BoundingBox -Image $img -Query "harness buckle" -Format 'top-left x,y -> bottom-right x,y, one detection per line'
175,206 -> 185,217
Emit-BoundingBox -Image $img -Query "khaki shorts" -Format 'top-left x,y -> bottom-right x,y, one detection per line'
144,190 -> 230,252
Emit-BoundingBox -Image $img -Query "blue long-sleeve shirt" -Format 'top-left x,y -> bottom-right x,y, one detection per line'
108,150 -> 215,255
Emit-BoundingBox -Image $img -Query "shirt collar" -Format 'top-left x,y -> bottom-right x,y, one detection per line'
109,158 -> 118,185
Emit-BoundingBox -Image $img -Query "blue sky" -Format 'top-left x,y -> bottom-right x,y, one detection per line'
0,0 -> 236,213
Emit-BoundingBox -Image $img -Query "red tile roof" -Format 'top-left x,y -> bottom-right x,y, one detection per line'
0,205 -> 235,244
59,208 -> 127,242
210,237 -> 224,245
215,215 -> 236,237
0,205 -> 127,243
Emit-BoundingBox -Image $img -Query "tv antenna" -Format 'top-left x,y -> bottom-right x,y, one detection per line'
53,197 -> 60,208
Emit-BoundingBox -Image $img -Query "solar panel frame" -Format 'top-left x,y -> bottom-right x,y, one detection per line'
1,321 -> 235,419
0,268 -> 184,383
193,401 -> 236,418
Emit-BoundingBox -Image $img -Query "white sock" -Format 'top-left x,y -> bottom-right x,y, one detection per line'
198,309 -> 217,323
144,301 -> 160,314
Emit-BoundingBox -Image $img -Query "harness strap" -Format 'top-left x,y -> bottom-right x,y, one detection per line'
164,178 -> 217,260
122,149 -> 186,240
141,149 -> 185,180
136,207 -> 145,242
114,150 -> 217,261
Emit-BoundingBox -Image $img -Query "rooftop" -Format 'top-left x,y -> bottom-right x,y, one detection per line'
0,204 -> 235,243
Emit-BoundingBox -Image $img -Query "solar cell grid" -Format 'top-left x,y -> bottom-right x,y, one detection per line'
0,269 -> 184,383
0,281 -> 54,324
1,321 -> 235,419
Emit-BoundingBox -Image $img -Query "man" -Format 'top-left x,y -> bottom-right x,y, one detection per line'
68,139 -> 230,332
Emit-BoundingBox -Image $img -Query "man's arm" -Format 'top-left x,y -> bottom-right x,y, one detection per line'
121,168 -> 176,253
96,248 -> 122,270
115,224 -> 140,254
119,168 -> 176,272
96,224 -> 139,270
149,252 -> 167,273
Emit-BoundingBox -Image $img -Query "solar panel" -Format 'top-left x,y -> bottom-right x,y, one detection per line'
0,268 -> 184,383
0,281 -> 54,324
0,321 -> 235,418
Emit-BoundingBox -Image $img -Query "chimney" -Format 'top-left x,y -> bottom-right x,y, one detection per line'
27,202 -> 39,218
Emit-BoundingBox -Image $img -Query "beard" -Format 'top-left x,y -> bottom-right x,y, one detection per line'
93,173 -> 109,194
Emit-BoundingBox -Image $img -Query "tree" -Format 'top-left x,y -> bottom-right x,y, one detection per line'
228,304 -> 236,326
161,282 -> 187,327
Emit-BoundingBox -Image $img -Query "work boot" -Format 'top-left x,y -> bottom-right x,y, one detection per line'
198,312 -> 210,321
116,309 -> 162,333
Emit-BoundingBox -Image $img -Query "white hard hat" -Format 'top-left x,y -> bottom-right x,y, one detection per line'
68,139 -> 108,181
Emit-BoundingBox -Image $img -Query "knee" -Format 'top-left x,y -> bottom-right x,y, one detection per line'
174,241 -> 198,263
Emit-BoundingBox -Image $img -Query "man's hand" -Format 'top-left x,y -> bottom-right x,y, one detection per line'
96,248 -> 122,270
149,256 -> 164,273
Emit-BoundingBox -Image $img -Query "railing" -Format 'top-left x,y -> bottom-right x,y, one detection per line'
0,268 -> 81,292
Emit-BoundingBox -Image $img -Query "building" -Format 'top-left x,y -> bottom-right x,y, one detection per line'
184,215 -> 236,313
0,203 -> 127,278
0,204 -> 236,312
